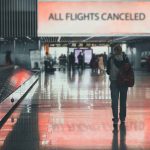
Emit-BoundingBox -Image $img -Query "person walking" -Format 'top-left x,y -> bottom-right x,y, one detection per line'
68,52 -> 75,71
77,52 -> 84,70
103,52 -> 107,69
106,45 -> 130,128
98,54 -> 105,74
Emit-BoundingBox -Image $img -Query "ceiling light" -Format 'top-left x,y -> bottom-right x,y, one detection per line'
26,36 -> 31,40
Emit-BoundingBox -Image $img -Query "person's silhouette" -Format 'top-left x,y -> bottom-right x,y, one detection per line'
120,124 -> 127,150
111,124 -> 127,150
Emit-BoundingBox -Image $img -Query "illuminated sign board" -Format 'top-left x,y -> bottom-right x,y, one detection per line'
38,1 -> 150,36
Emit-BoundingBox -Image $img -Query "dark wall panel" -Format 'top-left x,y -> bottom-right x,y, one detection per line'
0,0 -> 37,37
0,40 -> 38,69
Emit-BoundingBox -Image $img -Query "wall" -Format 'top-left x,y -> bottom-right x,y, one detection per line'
0,40 -> 38,69
0,0 -> 37,37
127,41 -> 150,70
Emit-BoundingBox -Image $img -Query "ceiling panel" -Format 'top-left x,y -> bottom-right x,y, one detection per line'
60,37 -> 90,42
39,36 -> 150,45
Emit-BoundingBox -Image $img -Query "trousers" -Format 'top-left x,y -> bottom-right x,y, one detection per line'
110,81 -> 128,123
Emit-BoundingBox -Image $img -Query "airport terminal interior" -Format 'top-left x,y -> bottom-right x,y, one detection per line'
1,0 -> 150,150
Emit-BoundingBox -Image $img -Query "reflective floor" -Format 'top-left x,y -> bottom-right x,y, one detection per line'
0,66 -> 33,103
0,69 -> 150,150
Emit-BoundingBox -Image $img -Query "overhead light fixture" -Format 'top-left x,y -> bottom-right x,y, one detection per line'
79,43 -> 83,47
72,43 -> 76,47
86,43 -> 92,47
83,36 -> 95,42
26,36 -> 31,40
0,37 -> 4,41
110,36 -> 129,43
57,36 -> 61,42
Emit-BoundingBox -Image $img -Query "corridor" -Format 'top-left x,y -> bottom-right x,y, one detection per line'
0,69 -> 150,150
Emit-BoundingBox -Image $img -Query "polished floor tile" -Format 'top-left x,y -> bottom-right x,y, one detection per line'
0,67 -> 32,103
0,69 -> 150,150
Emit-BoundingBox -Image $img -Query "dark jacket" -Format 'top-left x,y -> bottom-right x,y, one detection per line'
106,52 -> 129,75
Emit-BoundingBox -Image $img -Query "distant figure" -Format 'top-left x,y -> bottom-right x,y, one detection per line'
98,54 -> 105,74
59,54 -> 67,71
53,56 -> 57,65
34,62 -> 40,69
77,52 -> 84,70
5,51 -> 12,65
44,52 -> 50,71
106,45 -> 129,128
59,54 -> 64,66
147,55 -> 150,71
103,52 -> 107,69
90,54 -> 98,73
68,52 -> 75,71
48,54 -> 53,68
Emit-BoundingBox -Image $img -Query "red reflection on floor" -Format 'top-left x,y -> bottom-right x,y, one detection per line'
1,71 -> 150,150
36,71 -> 150,150
10,69 -> 31,88
38,109 -> 150,149
38,109 -> 111,149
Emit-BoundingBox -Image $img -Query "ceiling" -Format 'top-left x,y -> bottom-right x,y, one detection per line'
39,35 -> 150,46
1,36 -> 150,47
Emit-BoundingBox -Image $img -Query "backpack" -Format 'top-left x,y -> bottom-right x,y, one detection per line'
117,62 -> 134,87
112,53 -> 134,87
